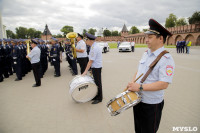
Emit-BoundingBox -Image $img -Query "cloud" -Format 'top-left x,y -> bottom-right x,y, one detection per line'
1,0 -> 200,35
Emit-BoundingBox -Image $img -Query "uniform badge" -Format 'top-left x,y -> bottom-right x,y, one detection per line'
166,65 -> 173,76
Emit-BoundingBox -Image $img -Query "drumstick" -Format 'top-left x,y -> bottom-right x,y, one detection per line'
123,73 -> 143,92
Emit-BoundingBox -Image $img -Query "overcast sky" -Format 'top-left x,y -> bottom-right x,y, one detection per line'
0,0 -> 200,35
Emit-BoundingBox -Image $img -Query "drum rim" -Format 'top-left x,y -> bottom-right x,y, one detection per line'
106,91 -> 140,106
70,82 -> 98,103
69,75 -> 93,86
106,91 -> 141,116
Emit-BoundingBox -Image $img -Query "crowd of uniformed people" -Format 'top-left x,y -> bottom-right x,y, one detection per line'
0,35 -> 93,83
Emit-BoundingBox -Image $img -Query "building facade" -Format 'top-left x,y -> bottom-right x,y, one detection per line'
41,23 -> 200,45
96,23 -> 200,46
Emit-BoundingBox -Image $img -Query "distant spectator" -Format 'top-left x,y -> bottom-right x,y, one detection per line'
186,40 -> 192,54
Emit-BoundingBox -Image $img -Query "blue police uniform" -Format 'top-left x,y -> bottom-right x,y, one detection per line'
13,41 -> 22,81
0,39 -> 5,82
50,41 -> 61,77
132,19 -> 175,133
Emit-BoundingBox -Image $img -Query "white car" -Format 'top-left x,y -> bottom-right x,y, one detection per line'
97,42 -> 110,53
118,42 -> 131,52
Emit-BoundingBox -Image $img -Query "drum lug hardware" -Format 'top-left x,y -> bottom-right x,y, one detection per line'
108,105 -> 113,112
122,96 -> 127,104
117,100 -> 121,107
127,94 -> 132,102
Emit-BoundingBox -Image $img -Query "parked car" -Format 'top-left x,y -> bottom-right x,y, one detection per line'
97,42 -> 110,53
118,42 -> 131,52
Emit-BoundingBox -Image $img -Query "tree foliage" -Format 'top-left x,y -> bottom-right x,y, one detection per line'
111,31 -> 119,36
82,29 -> 87,37
188,11 -> 200,24
165,13 -> 177,28
60,25 -> 74,36
103,29 -> 111,36
15,27 -> 28,38
6,30 -> 16,39
176,18 -> 187,26
88,28 -> 97,35
129,26 -> 140,34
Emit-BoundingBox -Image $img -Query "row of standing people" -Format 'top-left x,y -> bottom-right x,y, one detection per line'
0,38 -> 49,83
176,39 -> 192,54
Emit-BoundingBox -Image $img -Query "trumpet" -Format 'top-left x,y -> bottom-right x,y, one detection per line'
66,32 -> 78,58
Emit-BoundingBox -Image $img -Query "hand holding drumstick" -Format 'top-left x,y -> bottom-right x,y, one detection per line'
126,73 -> 143,92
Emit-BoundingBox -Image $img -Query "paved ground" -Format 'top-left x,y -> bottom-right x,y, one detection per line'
0,47 -> 200,133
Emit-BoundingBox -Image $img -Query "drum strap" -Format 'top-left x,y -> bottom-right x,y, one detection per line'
140,50 -> 169,83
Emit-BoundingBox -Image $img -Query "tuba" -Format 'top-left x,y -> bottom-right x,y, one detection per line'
66,32 -> 78,58
26,39 -> 31,55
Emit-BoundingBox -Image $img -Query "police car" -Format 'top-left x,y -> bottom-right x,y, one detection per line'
97,42 -> 109,53
118,42 -> 131,52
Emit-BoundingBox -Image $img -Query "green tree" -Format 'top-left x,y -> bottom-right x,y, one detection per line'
111,31 -> 119,36
188,11 -> 200,24
82,29 -> 87,37
6,30 -> 16,39
88,28 -> 97,35
15,26 -> 28,38
56,34 -> 63,38
143,29 -> 148,32
165,13 -> 177,28
60,26 -> 74,36
34,31 -> 42,38
103,29 -> 111,36
129,26 -> 140,34
27,28 -> 36,39
176,18 -> 187,26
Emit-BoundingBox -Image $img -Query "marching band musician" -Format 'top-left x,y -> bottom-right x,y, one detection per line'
50,37 -> 61,77
82,33 -> 103,104
0,39 -> 5,82
13,39 -> 22,81
26,39 -> 41,87
75,33 -> 88,74
127,19 -> 175,133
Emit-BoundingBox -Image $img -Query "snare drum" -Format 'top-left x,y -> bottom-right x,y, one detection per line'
69,75 -> 97,103
106,90 -> 141,116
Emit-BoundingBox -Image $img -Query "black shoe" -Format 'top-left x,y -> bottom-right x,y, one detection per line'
54,75 -> 60,77
91,100 -> 101,104
32,84 -> 40,87
15,78 -> 22,81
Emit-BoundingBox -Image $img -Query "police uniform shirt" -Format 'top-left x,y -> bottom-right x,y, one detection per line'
136,47 -> 175,104
89,42 -> 102,68
76,40 -> 87,58
131,42 -> 135,46
27,46 -> 41,64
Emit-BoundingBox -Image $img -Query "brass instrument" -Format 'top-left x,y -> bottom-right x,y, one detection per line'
25,39 -> 31,61
26,39 -> 31,55
66,32 -> 78,58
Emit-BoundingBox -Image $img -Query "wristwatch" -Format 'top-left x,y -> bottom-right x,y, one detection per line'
139,84 -> 143,91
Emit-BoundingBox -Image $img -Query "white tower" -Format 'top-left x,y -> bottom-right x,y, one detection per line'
0,11 -> 7,39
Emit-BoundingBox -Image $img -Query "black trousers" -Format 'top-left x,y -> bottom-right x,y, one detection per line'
53,58 -> 61,76
133,100 -> 164,133
71,58 -> 78,75
14,59 -> 22,80
92,68 -> 102,101
77,57 -> 88,74
132,46 -> 134,52
32,62 -> 41,86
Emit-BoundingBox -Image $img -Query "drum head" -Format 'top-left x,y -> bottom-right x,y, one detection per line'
71,82 -> 97,103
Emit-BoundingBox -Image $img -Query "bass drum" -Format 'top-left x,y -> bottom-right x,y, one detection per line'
69,75 -> 97,103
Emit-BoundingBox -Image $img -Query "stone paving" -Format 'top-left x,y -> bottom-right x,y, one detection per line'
0,47 -> 200,133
